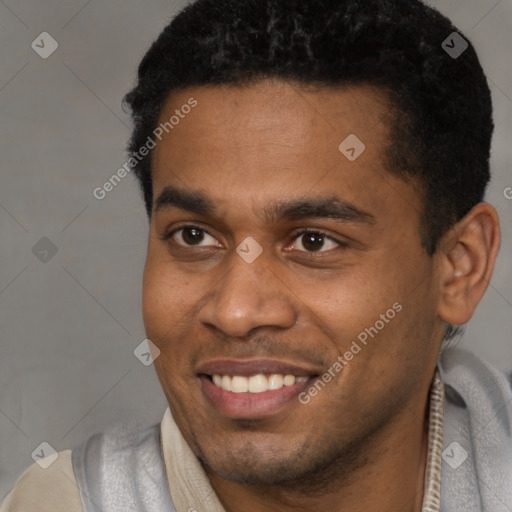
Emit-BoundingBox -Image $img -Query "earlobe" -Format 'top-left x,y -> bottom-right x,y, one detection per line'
437,202 -> 500,326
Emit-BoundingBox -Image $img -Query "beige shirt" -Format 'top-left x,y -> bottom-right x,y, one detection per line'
1,370 -> 444,512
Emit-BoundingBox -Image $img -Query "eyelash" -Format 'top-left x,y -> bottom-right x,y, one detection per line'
160,225 -> 348,253
288,229 -> 348,252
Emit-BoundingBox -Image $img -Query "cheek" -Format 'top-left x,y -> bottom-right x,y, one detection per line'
141,254 -> 209,360
306,271 -> 391,328
142,257 -> 187,338
142,272 -> 190,380
305,266 -> 415,361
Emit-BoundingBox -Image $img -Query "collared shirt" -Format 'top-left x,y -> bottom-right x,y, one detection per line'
421,368 -> 444,512
1,369 -> 444,512
161,368 -> 445,512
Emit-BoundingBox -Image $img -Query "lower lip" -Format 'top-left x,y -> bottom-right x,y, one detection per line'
200,375 -> 314,418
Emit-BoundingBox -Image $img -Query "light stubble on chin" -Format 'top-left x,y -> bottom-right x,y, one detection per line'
183,392 -> 408,497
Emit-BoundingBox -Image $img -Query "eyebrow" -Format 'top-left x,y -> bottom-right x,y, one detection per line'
154,186 -> 376,225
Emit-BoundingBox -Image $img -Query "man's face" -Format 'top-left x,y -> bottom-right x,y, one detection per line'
143,79 -> 445,485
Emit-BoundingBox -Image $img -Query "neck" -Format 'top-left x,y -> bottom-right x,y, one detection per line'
206,388 -> 431,512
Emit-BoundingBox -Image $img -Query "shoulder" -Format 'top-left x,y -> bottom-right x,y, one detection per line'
1,420 -> 166,512
438,346 -> 512,506
439,345 -> 512,397
0,449 -> 83,512
438,345 -> 512,430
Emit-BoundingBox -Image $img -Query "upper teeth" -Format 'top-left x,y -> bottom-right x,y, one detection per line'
211,374 -> 308,393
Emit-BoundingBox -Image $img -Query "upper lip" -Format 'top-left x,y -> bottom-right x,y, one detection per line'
196,358 -> 321,377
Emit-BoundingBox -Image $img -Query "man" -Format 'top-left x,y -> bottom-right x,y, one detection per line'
2,0 -> 511,510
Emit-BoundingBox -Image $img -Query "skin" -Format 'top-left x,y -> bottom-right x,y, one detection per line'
142,79 -> 500,512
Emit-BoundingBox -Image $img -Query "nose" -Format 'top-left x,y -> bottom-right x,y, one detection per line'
197,250 -> 297,338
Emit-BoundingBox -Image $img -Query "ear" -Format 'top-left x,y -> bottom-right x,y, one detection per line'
437,202 -> 500,326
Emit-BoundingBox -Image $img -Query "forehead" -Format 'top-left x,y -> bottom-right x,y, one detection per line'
154,79 -> 392,155
150,79 -> 419,225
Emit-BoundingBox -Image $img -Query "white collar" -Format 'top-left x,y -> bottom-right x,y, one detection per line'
161,370 -> 444,512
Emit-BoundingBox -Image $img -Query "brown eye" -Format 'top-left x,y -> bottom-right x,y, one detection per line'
291,230 -> 342,253
301,232 -> 326,252
166,226 -> 220,248
181,227 -> 205,245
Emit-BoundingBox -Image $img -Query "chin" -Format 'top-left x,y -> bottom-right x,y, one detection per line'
196,433 -> 338,488
204,456 -> 308,486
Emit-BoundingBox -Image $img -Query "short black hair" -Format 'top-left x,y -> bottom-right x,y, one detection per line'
123,0 -> 493,256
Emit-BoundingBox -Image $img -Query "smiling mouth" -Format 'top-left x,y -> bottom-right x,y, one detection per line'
199,370 -> 320,418
205,373 -> 314,393
196,358 -> 323,417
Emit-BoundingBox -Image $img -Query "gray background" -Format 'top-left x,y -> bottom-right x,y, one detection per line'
0,0 -> 511,499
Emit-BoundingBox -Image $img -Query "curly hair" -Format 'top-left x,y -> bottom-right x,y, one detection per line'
123,0 -> 493,261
